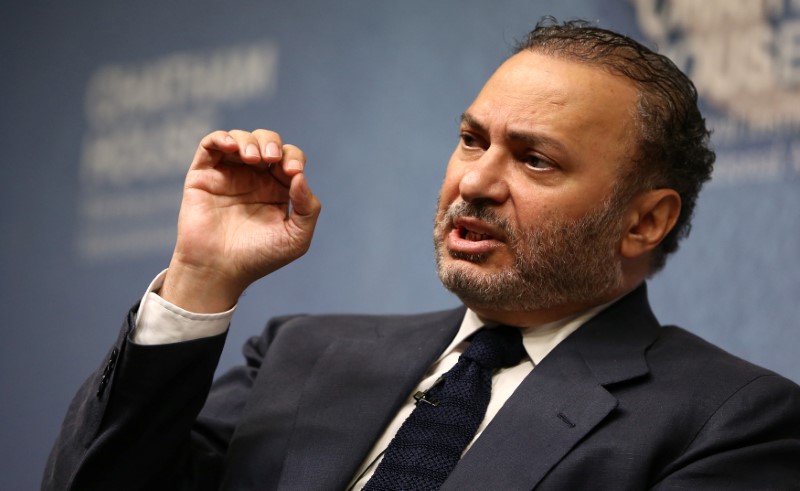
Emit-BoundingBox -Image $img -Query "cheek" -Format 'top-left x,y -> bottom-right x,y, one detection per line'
510,176 -> 602,222
506,185 -> 558,232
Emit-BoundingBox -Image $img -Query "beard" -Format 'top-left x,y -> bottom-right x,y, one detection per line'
433,195 -> 626,313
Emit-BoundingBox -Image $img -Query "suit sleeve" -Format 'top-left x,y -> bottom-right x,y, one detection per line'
41,305 -> 278,491
651,373 -> 800,490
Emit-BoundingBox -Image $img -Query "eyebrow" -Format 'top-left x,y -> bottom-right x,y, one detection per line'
460,112 -> 487,133
460,112 -> 567,154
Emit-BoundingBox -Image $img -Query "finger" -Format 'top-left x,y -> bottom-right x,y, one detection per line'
288,172 -> 321,229
251,129 -> 284,163
281,144 -> 306,177
191,130 -> 240,170
229,129 -> 273,165
267,144 -> 306,188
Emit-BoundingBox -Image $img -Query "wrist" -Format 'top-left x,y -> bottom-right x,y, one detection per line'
159,260 -> 244,314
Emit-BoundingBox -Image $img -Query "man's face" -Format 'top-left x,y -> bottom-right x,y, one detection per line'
434,50 -> 640,325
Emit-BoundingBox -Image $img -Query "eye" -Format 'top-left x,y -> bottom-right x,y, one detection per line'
524,154 -> 555,170
460,132 -> 480,148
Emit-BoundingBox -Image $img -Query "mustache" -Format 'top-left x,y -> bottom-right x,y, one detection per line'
444,200 -> 514,238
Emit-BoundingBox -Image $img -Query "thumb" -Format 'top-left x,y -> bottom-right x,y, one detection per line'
287,172 -> 321,233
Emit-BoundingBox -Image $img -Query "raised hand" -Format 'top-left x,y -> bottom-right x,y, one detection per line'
159,129 -> 321,313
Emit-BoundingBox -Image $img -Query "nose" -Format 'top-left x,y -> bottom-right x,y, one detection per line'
458,149 -> 510,204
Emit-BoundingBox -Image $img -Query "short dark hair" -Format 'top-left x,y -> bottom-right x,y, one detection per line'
515,18 -> 715,272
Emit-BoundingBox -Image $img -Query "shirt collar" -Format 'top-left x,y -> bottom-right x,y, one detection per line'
442,299 -> 617,366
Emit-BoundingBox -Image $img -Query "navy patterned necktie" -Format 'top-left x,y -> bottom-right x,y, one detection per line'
364,326 -> 525,491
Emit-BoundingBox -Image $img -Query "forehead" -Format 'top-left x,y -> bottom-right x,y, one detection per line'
467,51 -> 639,145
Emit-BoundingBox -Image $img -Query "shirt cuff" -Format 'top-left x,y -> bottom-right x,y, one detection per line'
133,269 -> 236,345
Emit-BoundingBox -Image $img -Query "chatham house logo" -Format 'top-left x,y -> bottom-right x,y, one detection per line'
632,0 -> 800,184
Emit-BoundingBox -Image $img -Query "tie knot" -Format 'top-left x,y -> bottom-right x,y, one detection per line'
461,325 -> 524,369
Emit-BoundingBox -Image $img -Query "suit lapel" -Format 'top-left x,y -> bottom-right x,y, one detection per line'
443,347 -> 618,490
274,307 -> 465,490
443,284 -> 660,490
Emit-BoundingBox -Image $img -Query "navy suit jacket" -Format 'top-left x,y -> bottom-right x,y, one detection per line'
43,284 -> 800,490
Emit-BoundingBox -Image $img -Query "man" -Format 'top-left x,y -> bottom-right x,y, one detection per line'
44,19 -> 800,490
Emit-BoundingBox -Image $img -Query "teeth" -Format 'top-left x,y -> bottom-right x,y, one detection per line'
465,230 -> 489,241
456,225 -> 494,241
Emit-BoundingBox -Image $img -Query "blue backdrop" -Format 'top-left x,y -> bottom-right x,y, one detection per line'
2,1 -> 798,489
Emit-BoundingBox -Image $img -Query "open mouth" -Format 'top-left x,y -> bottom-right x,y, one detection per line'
452,216 -> 503,242
459,226 -> 493,242
445,217 -> 506,257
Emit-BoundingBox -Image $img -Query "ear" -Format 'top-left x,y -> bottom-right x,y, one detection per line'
619,189 -> 681,259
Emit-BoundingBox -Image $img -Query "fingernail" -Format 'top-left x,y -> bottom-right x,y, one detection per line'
266,142 -> 281,158
287,159 -> 303,171
246,144 -> 259,158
